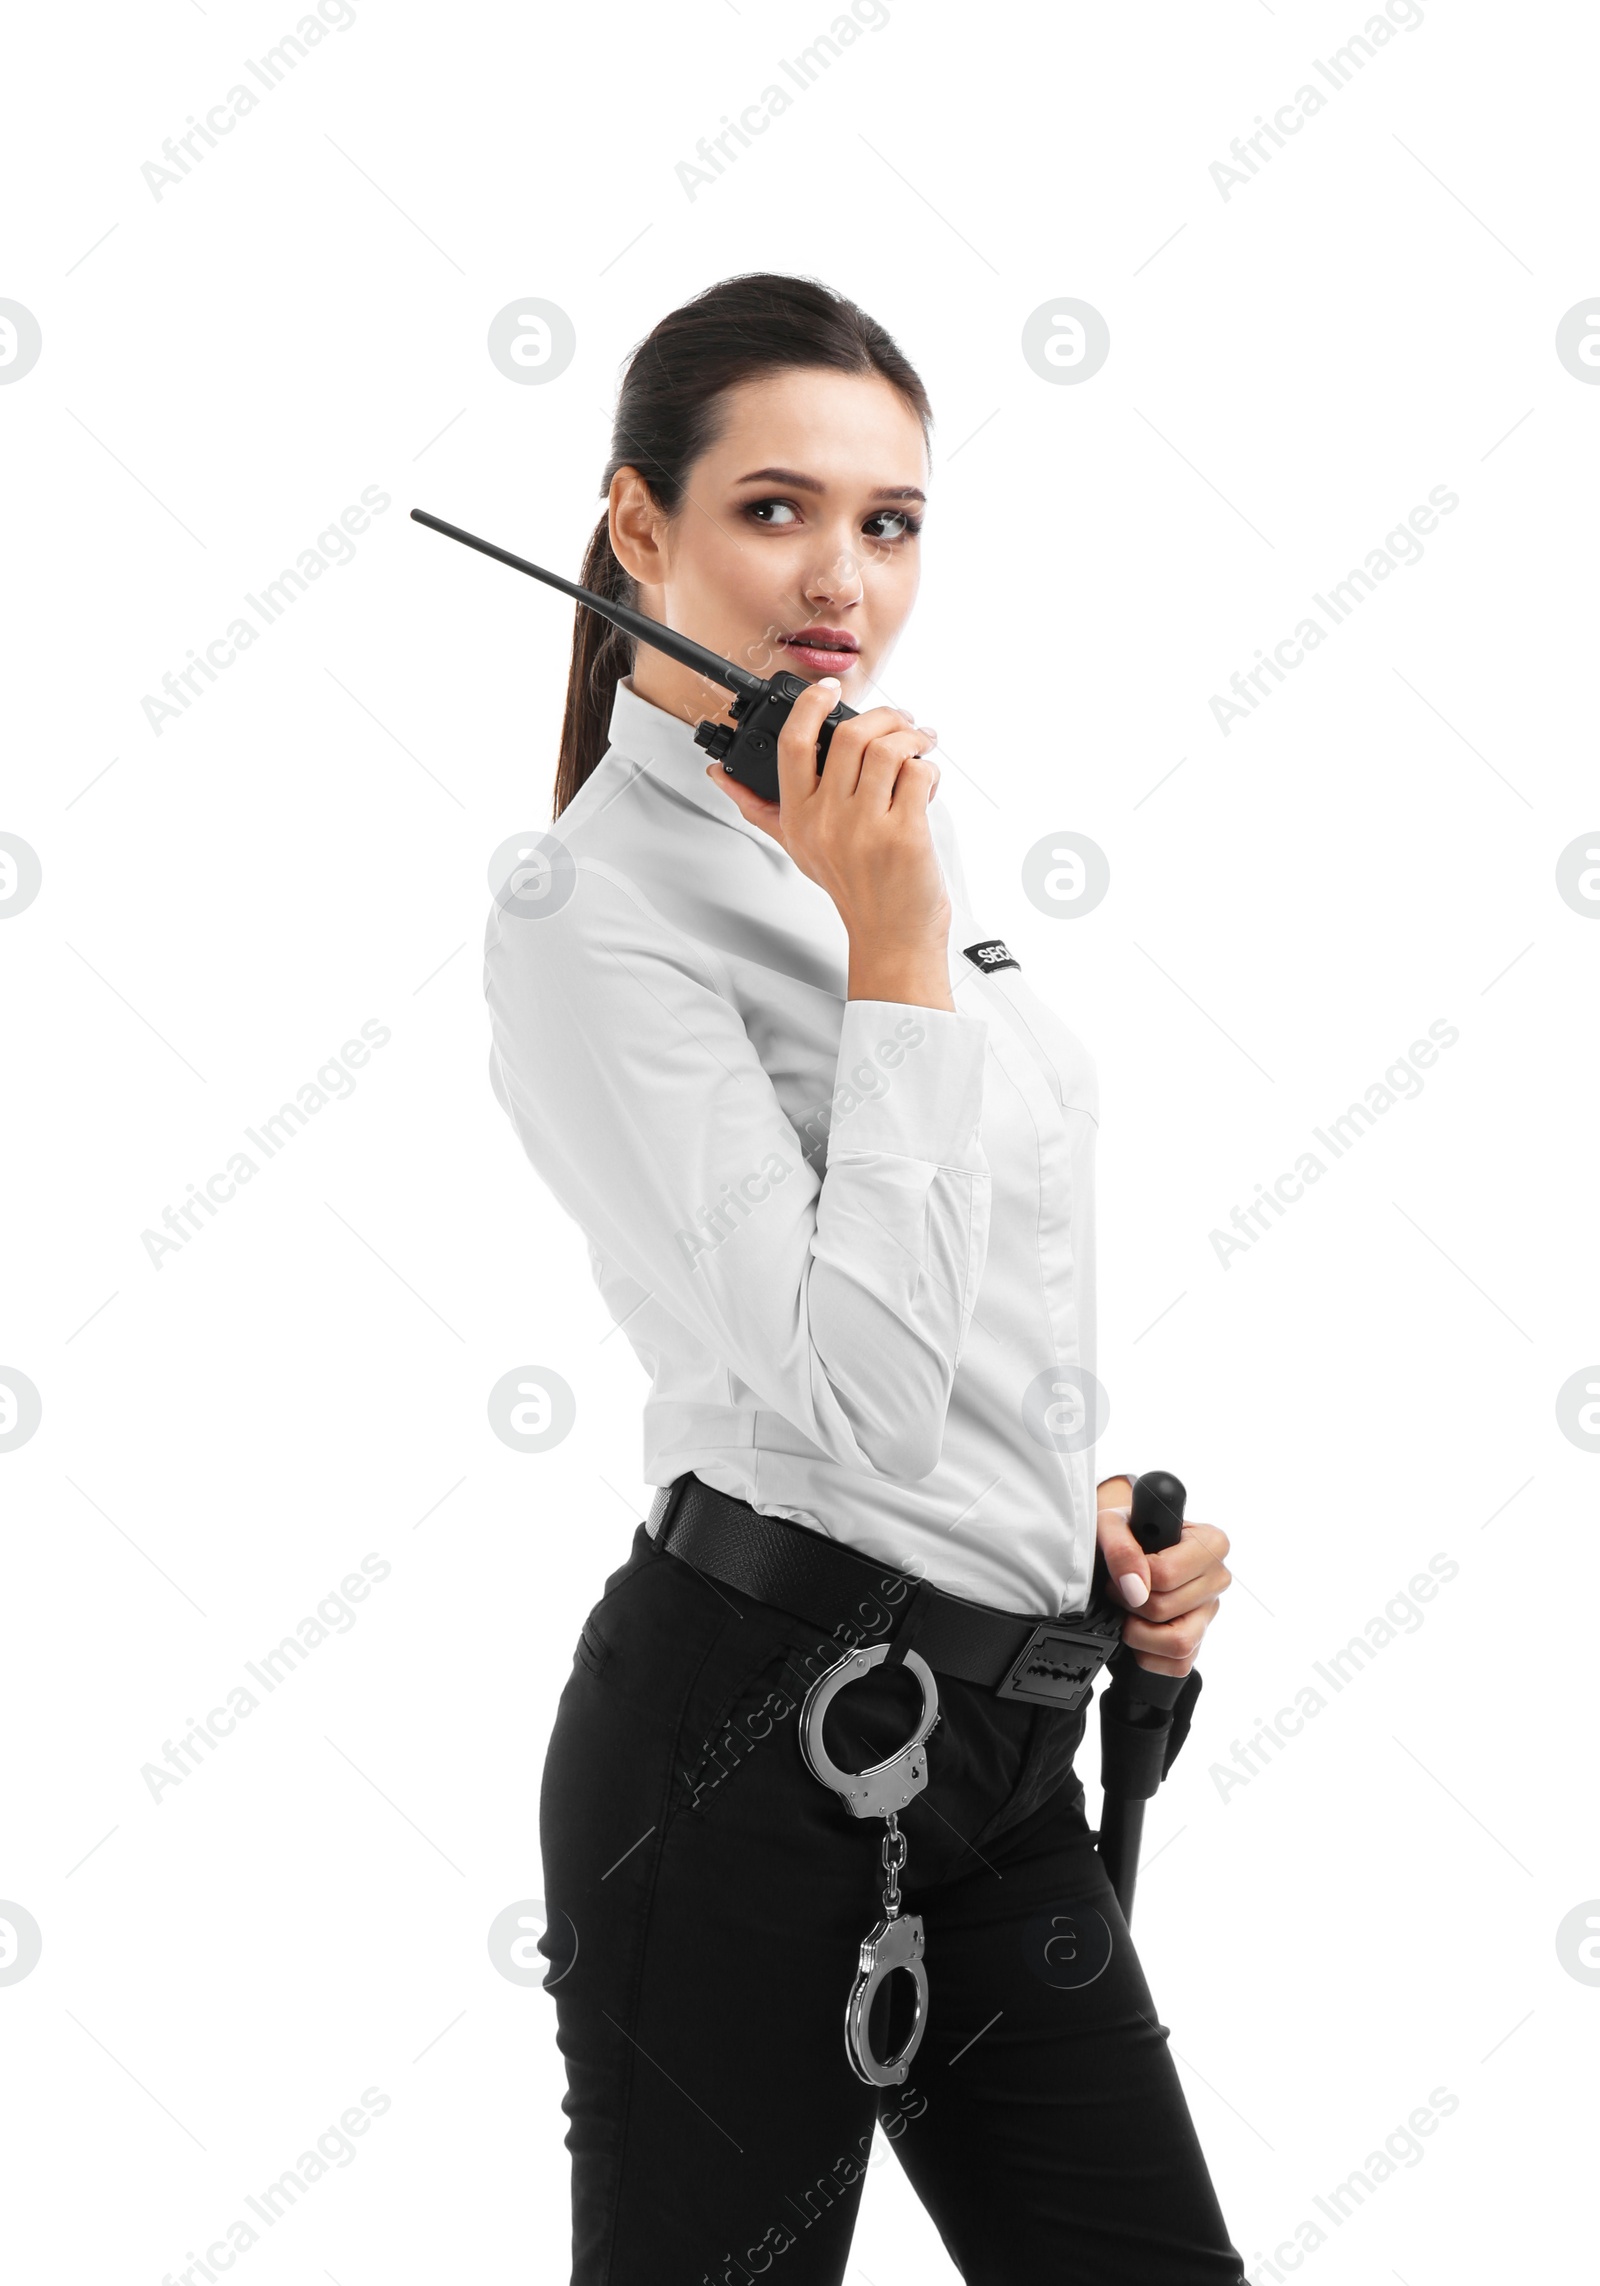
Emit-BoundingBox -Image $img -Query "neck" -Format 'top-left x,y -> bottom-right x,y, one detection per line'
623,585 -> 741,734
626,650 -> 739,734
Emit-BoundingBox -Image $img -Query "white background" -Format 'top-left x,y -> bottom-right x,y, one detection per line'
2,0 -> 1595,2279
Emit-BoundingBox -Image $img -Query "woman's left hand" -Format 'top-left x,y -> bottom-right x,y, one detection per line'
1094,1476 -> 1232,1678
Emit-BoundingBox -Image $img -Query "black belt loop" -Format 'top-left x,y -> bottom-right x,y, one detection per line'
880,1578 -> 937,1672
650,1472 -> 690,1545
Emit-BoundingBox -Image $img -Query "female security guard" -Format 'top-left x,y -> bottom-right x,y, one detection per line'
483,272 -> 1245,2284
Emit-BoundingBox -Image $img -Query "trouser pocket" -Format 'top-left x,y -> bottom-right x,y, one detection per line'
558,1540 -> 810,1830
673,1630 -> 815,1820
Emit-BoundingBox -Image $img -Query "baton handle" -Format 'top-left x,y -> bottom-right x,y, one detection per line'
1130,1469 -> 1186,1559
1096,1470 -> 1193,1924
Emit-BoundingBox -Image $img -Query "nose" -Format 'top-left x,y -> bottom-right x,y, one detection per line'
801,535 -> 866,614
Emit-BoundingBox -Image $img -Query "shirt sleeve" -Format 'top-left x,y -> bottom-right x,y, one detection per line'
483,862 -> 992,1483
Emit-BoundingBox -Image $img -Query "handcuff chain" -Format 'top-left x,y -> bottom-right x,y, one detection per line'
881,1812 -> 907,1917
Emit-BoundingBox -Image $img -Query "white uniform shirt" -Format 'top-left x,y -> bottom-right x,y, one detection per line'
483,676 -> 1116,1618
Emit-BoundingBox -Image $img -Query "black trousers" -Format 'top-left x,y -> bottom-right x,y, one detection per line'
537,1516 -> 1248,2285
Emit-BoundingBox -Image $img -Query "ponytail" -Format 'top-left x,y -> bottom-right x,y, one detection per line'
550,271 -> 932,820
552,512 -> 637,822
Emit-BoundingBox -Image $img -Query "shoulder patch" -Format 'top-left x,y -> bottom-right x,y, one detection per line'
962,938 -> 1019,975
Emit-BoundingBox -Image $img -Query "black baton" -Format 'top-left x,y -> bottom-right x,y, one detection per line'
1095,1470 -> 1201,1926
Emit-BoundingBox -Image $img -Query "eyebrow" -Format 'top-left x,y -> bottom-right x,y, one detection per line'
734,465 -> 927,505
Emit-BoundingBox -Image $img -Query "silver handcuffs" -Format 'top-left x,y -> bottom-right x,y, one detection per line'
799,1640 -> 941,2086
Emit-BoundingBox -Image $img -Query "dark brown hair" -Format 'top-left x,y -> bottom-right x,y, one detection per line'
552,272 -> 933,819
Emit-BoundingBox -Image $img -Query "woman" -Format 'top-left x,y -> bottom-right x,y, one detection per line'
484,272 -> 1244,2285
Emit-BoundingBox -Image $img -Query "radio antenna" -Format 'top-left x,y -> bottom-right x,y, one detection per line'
410,508 -> 764,697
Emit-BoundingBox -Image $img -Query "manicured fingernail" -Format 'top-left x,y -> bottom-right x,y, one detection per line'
1118,1572 -> 1149,1607
817,676 -> 841,692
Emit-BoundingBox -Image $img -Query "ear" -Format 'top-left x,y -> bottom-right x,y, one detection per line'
608,466 -> 670,588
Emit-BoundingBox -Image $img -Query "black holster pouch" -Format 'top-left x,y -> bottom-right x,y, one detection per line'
1098,1650 -> 1204,1801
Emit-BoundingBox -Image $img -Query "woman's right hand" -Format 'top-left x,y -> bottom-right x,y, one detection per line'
706,678 -> 954,1009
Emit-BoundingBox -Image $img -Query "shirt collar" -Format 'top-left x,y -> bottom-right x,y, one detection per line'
603,676 -> 772,844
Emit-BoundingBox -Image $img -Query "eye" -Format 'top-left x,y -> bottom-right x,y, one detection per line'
864,508 -> 922,541
746,497 -> 800,527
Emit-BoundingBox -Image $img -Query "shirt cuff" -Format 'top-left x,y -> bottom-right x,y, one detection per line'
829,1000 -> 989,1172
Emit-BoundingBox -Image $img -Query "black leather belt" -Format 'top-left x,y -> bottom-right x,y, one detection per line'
647,1473 -> 1124,1713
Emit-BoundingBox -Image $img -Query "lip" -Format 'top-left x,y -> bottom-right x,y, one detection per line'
784,628 -> 859,668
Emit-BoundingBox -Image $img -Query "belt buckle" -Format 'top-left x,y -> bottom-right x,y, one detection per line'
996,1619 -> 1111,1709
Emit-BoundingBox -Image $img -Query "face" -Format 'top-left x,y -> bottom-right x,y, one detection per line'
607,365 -> 929,727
